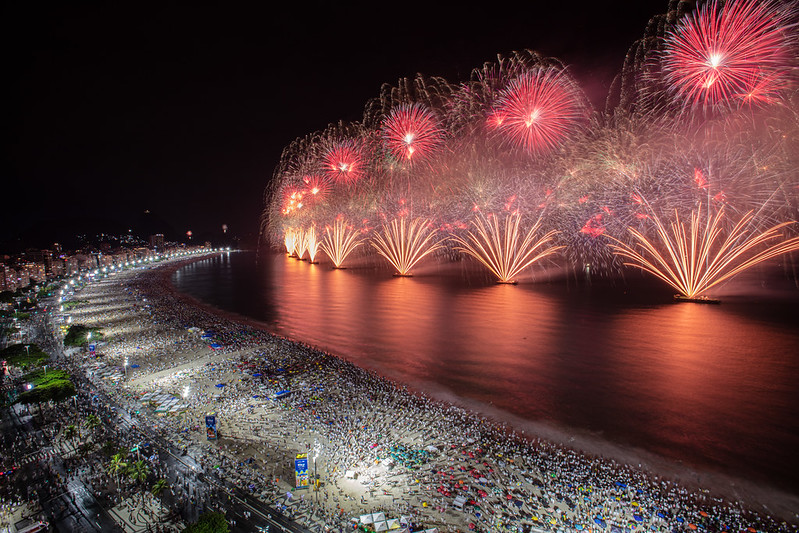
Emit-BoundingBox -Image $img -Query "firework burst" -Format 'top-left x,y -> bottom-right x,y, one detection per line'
323,140 -> 364,184
371,217 -> 444,276
381,104 -> 443,164
662,0 -> 794,110
608,205 -> 799,298
452,211 -> 563,284
490,68 -> 587,154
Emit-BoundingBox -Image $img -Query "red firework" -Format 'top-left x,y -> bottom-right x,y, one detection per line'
381,104 -> 443,164
302,174 -> 332,200
281,188 -> 304,215
323,140 -> 364,184
491,68 -> 586,154
662,0 -> 792,109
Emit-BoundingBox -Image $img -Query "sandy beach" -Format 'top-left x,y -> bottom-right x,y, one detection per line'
60,254 -> 799,532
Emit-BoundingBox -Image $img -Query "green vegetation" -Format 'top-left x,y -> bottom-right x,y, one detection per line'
14,367 -> 76,406
0,343 -> 49,369
61,300 -> 87,310
37,284 -> 59,298
12,311 -> 31,320
183,512 -> 229,533
64,324 -> 103,347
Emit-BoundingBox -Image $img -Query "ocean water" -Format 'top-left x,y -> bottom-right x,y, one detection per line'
173,250 -> 799,496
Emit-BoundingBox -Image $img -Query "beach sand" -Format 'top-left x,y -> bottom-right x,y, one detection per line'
62,256 -> 799,531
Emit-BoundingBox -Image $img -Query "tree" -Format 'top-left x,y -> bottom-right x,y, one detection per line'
151,478 -> 169,521
13,368 -> 75,409
63,424 -> 78,444
85,414 -> 102,434
183,511 -> 230,533
1,343 -> 49,370
106,453 -> 128,489
64,325 -> 103,347
127,459 -> 151,503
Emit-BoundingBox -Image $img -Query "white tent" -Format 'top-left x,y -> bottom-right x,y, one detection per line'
374,521 -> 389,532
360,514 -> 374,525
373,512 -> 386,522
453,495 -> 467,511
387,518 -> 401,530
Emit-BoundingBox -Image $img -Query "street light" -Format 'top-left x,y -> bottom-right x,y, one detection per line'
312,440 -> 321,504
124,357 -> 129,378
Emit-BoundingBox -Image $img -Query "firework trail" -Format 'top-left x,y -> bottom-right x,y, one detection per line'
284,229 -> 298,257
305,226 -> 322,263
371,217 -> 444,276
320,218 -> 365,268
451,211 -> 563,284
608,205 -> 799,298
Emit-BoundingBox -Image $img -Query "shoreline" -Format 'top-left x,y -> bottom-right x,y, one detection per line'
65,255 -> 799,530
167,252 -> 799,521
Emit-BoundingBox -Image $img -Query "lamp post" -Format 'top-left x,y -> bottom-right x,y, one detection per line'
312,440 -> 321,505
124,357 -> 129,378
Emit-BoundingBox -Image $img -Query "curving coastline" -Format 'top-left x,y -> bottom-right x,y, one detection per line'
67,253 -> 799,530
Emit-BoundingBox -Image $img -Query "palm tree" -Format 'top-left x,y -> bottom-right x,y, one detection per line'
127,459 -> 151,503
85,414 -> 102,434
151,478 -> 169,522
106,453 -> 128,492
63,424 -> 78,448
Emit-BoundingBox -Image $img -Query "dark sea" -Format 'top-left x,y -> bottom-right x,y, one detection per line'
172,250 -> 799,497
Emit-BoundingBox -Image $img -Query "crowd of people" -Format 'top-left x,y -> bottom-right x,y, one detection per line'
53,259 -> 798,533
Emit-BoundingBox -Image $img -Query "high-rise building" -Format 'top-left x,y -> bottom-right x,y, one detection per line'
0,265 -> 17,292
149,234 -> 165,251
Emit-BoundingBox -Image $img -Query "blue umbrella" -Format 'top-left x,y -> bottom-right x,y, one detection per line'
594,518 -> 607,528
215,383 -> 225,388
131,364 -> 140,368
253,373 -> 262,377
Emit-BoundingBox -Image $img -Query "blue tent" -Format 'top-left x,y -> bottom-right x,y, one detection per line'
210,343 -> 222,349
253,373 -> 262,377
594,518 -> 607,529
130,364 -> 140,368
215,383 -> 225,388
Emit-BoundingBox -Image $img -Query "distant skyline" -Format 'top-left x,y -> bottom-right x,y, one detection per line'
6,1 -> 672,252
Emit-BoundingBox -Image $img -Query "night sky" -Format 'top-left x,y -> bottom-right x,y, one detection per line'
6,1 -> 671,252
